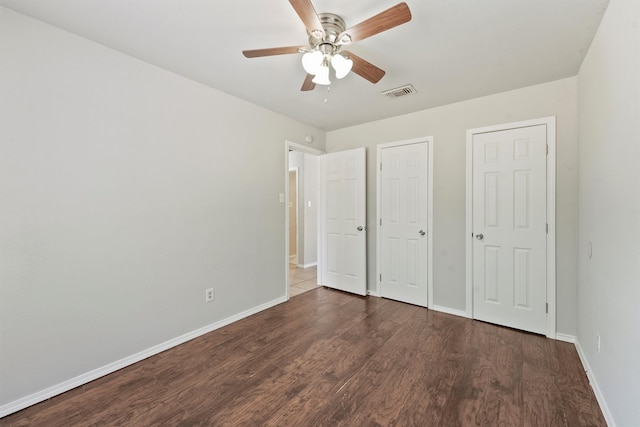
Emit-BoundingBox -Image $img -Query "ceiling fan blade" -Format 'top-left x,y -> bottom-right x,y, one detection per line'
338,2 -> 411,44
344,51 -> 386,84
301,73 -> 316,91
289,0 -> 325,38
242,46 -> 304,58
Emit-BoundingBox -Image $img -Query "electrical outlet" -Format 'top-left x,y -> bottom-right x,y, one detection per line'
205,288 -> 214,302
596,334 -> 601,353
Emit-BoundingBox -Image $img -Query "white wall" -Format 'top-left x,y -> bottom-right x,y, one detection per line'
287,151 -> 318,268
288,150 -> 304,262
302,153 -> 318,267
0,7 -> 324,411
576,0 -> 640,425
326,77 -> 579,334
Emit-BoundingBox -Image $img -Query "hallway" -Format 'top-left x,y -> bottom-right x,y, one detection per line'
288,264 -> 317,297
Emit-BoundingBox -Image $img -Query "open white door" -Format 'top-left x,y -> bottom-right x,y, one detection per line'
320,148 -> 367,296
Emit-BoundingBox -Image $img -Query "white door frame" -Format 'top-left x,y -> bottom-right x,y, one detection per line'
465,117 -> 556,338
288,168 -> 299,264
284,140 -> 325,300
376,137 -> 434,306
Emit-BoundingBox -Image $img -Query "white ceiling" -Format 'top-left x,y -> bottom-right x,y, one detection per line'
1,0 -> 609,131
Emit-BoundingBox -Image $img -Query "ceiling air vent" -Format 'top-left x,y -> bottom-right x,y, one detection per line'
382,84 -> 417,98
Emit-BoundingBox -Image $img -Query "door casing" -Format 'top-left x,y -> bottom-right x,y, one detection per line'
376,137 -> 434,306
465,117 -> 556,339
288,168 -> 299,261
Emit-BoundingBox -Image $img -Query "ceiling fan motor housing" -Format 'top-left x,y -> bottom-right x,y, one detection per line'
309,13 -> 347,50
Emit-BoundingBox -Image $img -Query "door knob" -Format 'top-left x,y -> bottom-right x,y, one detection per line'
419,230 -> 426,236
476,233 -> 484,240
357,226 -> 364,231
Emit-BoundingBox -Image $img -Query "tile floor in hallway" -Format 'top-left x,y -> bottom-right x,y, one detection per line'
289,263 -> 318,297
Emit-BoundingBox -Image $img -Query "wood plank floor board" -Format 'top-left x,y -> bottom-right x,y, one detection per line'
554,343 -> 606,427
1,288 -> 606,427
439,320 -> 497,427
264,295 -> 412,426
323,305 -> 428,425
486,327 -> 524,426
170,295 -> 370,424
168,291 -> 386,426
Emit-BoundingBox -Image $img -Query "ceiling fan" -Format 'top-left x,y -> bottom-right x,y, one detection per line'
242,0 -> 412,91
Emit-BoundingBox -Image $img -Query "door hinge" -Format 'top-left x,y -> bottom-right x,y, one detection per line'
546,303 -> 548,313
380,163 -> 382,171
546,144 -> 549,155
379,274 -> 382,282
380,218 -> 382,226
546,223 -> 549,234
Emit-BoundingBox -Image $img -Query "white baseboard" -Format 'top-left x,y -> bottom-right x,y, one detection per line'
431,304 -> 470,318
298,262 -> 317,269
0,296 -> 287,418
367,289 -> 381,297
574,340 -> 616,427
555,333 -> 576,343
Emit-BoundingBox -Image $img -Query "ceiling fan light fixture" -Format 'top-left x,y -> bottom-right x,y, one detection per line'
302,50 -> 323,75
331,53 -> 353,79
312,64 -> 331,85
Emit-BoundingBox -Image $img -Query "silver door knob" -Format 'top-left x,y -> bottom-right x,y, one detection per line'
419,230 -> 426,236
476,233 -> 484,240
357,226 -> 364,231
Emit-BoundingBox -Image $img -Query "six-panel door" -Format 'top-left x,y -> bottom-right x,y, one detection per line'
472,125 -> 548,335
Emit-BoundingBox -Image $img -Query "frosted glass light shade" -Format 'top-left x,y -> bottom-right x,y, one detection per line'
302,51 -> 323,75
312,65 -> 331,85
331,54 -> 353,79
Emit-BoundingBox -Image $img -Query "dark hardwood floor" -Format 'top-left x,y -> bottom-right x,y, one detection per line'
1,288 -> 606,426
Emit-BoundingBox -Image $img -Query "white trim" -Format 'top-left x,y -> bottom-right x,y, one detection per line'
0,296 -> 287,418
284,140 -> 325,300
575,340 -> 616,427
288,167 -> 300,264
555,333 -> 576,344
367,289 -> 382,297
465,117 -> 557,338
300,262 -> 317,269
545,118 -> 557,339
376,137 -> 434,307
431,305 -> 471,319
465,128 -> 474,317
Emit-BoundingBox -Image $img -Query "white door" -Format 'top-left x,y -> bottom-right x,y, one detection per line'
379,142 -> 428,306
472,124 -> 548,335
320,148 -> 367,296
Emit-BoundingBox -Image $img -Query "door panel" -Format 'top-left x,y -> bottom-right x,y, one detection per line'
472,125 -> 547,334
380,142 -> 428,306
320,148 -> 366,296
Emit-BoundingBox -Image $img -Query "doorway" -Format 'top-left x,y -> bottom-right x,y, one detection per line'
466,117 -> 556,338
285,141 -> 324,299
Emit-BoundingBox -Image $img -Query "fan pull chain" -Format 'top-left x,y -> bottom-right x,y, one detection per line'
324,85 -> 331,104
